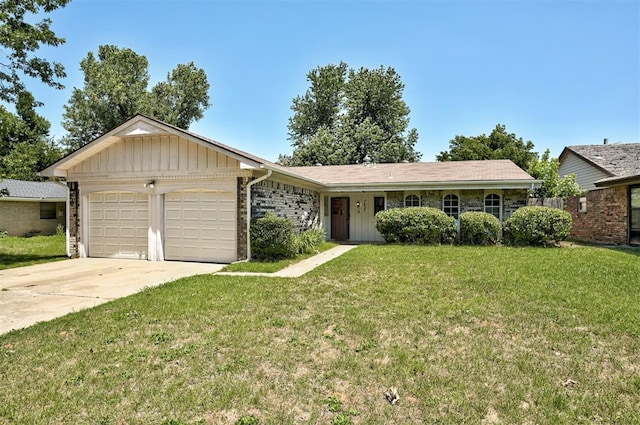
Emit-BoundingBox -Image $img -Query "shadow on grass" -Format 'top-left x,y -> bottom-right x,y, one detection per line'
0,253 -> 69,270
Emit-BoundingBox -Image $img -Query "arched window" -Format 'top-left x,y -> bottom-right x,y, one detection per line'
405,194 -> 420,207
443,194 -> 459,218
484,194 -> 501,219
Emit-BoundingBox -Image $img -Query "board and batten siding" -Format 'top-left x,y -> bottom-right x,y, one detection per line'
559,152 -> 610,191
68,135 -> 240,176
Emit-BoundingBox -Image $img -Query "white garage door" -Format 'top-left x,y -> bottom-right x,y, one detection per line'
89,191 -> 149,259
165,189 -> 236,263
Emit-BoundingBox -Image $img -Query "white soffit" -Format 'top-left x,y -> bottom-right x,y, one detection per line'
115,121 -> 167,137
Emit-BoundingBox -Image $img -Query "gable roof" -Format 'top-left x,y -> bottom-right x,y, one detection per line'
40,114 -> 270,178
0,179 -> 67,200
287,159 -> 538,190
40,114 -> 539,191
559,143 -> 640,187
559,143 -> 640,177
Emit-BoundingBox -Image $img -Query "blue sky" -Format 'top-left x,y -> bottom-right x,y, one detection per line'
26,0 -> 640,162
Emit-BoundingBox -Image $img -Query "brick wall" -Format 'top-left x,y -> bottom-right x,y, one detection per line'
379,189 -> 529,220
237,177 -> 250,261
0,201 -> 65,236
565,186 -> 628,245
251,180 -> 320,231
68,182 -> 80,258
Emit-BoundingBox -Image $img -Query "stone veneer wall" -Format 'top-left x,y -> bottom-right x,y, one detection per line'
251,180 -> 320,231
68,182 -> 80,258
236,177 -> 250,261
382,189 -> 528,220
565,186 -> 628,245
0,201 -> 65,236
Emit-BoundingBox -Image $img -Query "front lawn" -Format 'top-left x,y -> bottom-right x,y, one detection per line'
1,245 -> 639,424
0,234 -> 67,270
221,241 -> 338,273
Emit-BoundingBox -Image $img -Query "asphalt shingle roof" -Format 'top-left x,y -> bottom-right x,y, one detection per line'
563,143 -> 640,178
0,179 -> 67,199
287,159 -> 535,185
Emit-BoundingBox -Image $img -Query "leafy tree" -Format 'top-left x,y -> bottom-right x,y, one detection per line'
0,0 -> 69,104
284,63 -> 420,166
0,91 -> 62,180
529,149 -> 582,199
437,124 -> 537,170
62,45 -> 211,151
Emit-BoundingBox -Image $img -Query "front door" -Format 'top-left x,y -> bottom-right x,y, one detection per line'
331,197 -> 349,240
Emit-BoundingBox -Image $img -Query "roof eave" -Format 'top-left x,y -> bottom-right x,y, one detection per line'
320,179 -> 541,192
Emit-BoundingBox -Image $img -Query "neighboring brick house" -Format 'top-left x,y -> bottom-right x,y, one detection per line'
559,141 -> 640,245
0,179 -> 67,237
42,114 -> 540,263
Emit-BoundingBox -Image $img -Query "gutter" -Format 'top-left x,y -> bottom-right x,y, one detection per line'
243,168 -> 272,261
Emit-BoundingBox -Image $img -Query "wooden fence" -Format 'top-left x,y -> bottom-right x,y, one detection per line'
527,198 -> 564,209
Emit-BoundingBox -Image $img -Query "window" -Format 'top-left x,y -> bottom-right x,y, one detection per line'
443,194 -> 459,219
374,196 -> 385,215
405,194 -> 420,207
484,194 -> 501,219
40,202 -> 56,219
578,197 -> 587,213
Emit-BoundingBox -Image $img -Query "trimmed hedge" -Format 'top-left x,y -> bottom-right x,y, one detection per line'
375,207 -> 457,244
459,211 -> 501,245
502,206 -> 573,246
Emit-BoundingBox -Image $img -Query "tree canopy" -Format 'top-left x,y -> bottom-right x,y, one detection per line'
281,63 -> 421,166
436,124 -> 537,170
528,149 -> 582,199
0,0 -> 69,104
0,91 -> 62,181
62,45 -> 211,151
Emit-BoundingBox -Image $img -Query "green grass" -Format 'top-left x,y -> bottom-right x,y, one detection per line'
0,234 -> 67,270
1,244 -> 639,424
221,241 -> 338,273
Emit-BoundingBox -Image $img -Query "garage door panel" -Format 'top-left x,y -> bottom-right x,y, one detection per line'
165,189 -> 236,263
89,191 -> 148,259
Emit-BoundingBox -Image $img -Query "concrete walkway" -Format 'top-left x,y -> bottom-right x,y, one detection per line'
217,244 -> 358,277
0,245 -> 358,335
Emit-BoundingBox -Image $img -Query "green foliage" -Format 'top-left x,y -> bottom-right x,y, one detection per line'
0,91 -> 62,180
235,416 -> 259,425
459,212 -> 501,245
375,207 -> 457,244
502,206 -> 573,246
529,149 -> 583,199
0,0 -> 69,104
250,212 -> 297,260
284,63 -> 421,165
62,45 -> 211,151
294,227 -> 326,255
0,230 -> 7,238
437,124 -> 537,170
55,224 -> 65,236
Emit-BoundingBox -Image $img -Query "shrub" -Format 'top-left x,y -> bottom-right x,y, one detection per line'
502,206 -> 573,246
294,227 -> 326,255
459,211 -> 501,245
250,212 -> 297,260
375,207 -> 457,244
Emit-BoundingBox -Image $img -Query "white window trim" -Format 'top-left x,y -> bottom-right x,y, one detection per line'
484,192 -> 502,221
404,193 -> 421,207
442,192 -> 460,218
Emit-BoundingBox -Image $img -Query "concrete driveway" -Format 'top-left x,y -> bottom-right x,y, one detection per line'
0,258 -> 224,335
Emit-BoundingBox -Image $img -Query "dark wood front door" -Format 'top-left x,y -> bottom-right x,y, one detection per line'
331,197 -> 349,240
631,185 -> 640,246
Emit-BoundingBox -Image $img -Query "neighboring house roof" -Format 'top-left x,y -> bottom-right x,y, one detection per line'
559,143 -> 640,188
0,179 -> 67,201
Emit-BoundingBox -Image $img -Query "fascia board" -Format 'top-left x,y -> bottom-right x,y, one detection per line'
320,180 -> 541,192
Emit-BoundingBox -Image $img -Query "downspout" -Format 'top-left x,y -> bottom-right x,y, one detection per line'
244,168 -> 272,261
